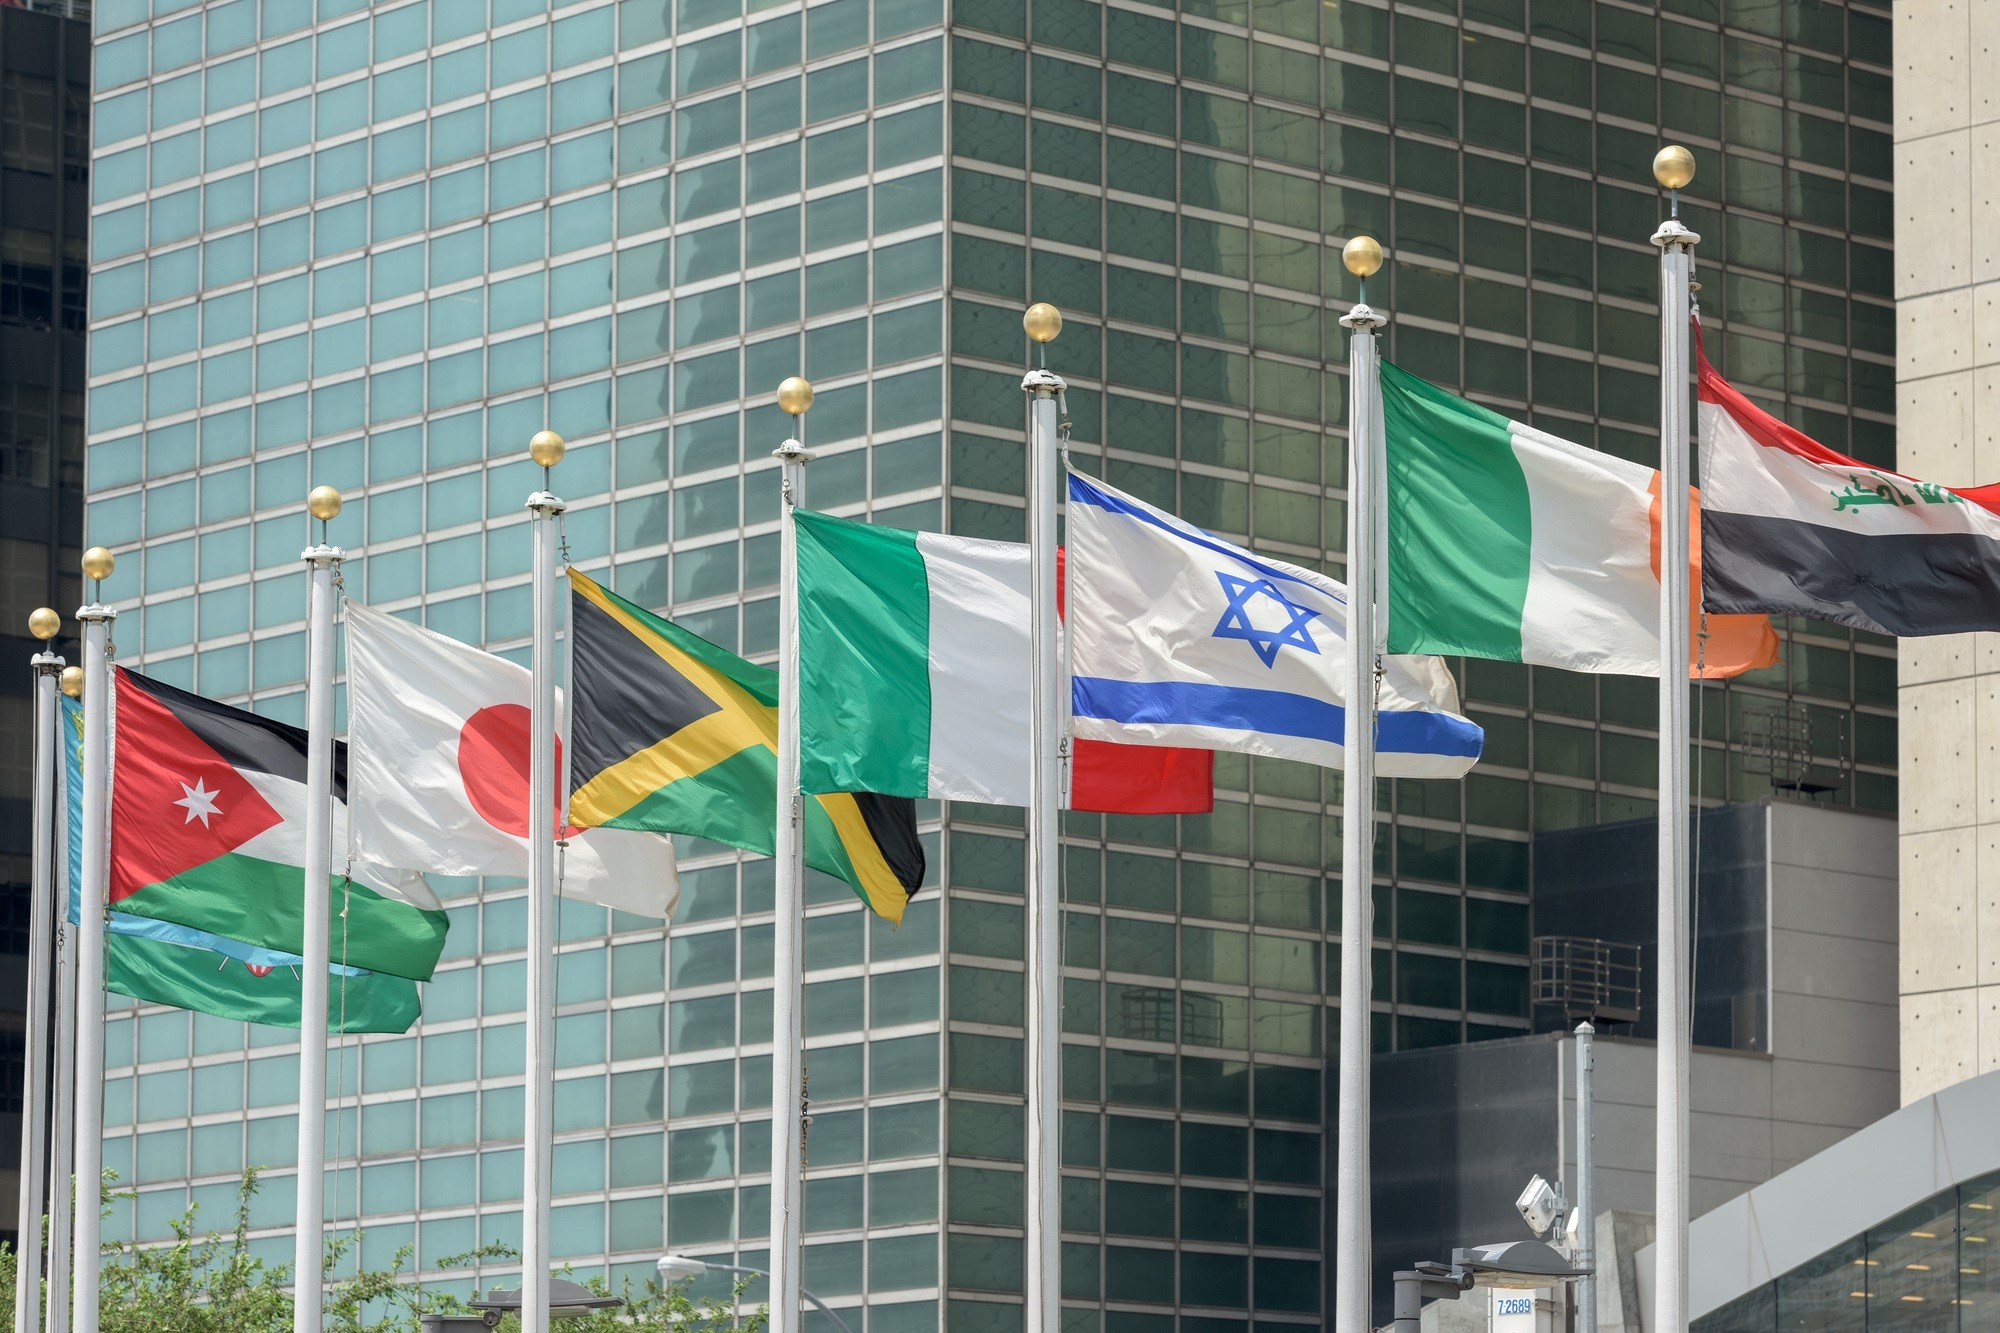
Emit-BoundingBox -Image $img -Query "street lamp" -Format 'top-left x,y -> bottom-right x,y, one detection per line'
656,1253 -> 854,1333
1390,1240 -> 1591,1332
418,1278 -> 622,1331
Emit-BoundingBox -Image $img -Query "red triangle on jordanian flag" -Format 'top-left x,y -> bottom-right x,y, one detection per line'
109,669 -> 283,904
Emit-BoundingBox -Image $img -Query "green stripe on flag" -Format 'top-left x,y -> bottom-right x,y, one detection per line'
595,745 -> 778,850
794,511 -> 933,799
106,934 -> 421,1033
1380,359 -> 1535,661
114,853 -> 449,983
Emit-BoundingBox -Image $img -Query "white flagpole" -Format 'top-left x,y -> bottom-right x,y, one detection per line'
46,662 -> 80,1333
1020,303 -> 1065,1333
71,547 -> 117,1333
524,431 -> 568,1333
769,376 -> 816,1333
1334,237 -> 1385,1333
16,611 -> 63,1333
1575,1020 -> 1597,1333
294,488 -> 346,1332
1650,144 -> 1699,1333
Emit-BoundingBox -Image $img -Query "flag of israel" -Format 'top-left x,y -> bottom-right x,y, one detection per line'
1066,471 -> 1484,778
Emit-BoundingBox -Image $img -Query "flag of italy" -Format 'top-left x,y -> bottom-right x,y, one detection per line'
794,511 -> 1032,805
1379,359 -> 1778,679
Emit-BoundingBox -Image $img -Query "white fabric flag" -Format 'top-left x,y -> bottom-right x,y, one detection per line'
1066,470 -> 1484,778
345,601 -> 679,919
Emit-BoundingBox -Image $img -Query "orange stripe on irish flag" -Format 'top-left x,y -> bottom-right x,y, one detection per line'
1647,475 -> 1782,679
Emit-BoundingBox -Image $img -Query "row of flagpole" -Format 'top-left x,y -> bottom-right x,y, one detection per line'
15,142 -> 1705,1333
15,620 -> 61,1333
1320,146 -> 1700,1330
293,489 -> 343,1333
1021,311 -> 1066,1333
769,382 -> 813,1333
1652,144 -> 1698,1333
1334,241 -> 1386,1333
525,436 -> 567,1333
72,558 -> 114,1333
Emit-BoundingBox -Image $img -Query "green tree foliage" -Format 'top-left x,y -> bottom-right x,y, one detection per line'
0,1173 -> 765,1333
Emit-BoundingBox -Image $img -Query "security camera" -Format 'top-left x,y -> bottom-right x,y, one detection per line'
1515,1175 -> 1565,1239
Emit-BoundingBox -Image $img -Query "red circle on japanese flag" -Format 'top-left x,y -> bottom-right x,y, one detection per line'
458,704 -> 578,840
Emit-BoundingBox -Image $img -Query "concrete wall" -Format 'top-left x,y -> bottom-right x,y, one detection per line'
1367,803 -> 1897,1322
1895,2 -> 2000,1102
1550,802 -> 1898,1213
1763,802 -> 1901,1154
1552,1031 -> 1890,1223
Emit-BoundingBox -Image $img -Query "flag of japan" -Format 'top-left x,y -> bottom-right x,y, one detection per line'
345,600 -> 679,918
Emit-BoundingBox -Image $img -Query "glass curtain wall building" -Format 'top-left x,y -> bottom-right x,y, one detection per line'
1,0 -> 90,1243
83,0 -> 1892,1327
1693,1167 -> 2000,1328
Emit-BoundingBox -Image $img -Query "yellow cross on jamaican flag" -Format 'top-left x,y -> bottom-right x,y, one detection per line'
565,568 -> 925,922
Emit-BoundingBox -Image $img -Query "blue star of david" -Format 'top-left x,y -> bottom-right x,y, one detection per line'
1211,572 -> 1323,668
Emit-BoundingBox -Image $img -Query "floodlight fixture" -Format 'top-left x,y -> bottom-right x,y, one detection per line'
1516,1175 -> 1566,1239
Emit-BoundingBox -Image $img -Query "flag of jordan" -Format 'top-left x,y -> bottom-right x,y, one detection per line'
108,669 -> 449,981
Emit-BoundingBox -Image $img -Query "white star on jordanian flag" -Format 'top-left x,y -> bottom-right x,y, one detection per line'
173,777 -> 223,828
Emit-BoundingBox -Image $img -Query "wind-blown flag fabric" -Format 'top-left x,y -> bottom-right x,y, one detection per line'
345,601 -> 680,919
1698,347 -> 2000,635
1058,547 -> 1214,815
1065,470 -> 1484,778
794,511 -> 1032,804
1379,359 -> 1780,677
564,568 -> 925,923
64,697 -> 423,1032
107,668 -> 449,982
791,509 -> 1212,812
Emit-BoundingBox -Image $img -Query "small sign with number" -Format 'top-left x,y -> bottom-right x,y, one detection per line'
1490,1288 -> 1548,1332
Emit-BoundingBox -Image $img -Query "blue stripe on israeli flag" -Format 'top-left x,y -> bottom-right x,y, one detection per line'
1065,471 -> 1483,778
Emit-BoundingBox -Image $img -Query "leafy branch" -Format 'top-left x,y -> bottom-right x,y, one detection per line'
1,1173 -> 765,1333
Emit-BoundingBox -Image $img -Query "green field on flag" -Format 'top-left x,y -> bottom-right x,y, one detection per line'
1380,358 -> 1534,660
793,509 -> 1034,807
794,511 -> 934,800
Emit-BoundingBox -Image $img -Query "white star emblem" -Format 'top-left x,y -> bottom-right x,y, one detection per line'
174,778 -> 223,828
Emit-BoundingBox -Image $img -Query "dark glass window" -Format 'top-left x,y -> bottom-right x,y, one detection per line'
0,383 -> 53,485
0,228 -> 55,327
0,73 -> 56,173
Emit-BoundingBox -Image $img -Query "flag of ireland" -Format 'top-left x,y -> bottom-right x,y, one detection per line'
107,669 -> 449,983
792,509 -> 1215,810
794,511 -> 1036,805
1378,360 -> 1780,679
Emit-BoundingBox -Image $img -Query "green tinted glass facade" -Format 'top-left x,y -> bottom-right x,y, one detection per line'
86,0 -> 1891,1326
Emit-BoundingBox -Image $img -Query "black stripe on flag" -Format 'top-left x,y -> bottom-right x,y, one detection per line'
849,791 -> 926,895
1702,510 -> 2000,637
121,670 -> 348,800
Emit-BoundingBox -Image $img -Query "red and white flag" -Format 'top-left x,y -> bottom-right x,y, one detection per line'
345,601 -> 679,918
1700,346 -> 2000,636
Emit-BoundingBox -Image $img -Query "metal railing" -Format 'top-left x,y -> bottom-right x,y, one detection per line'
3,0 -> 92,20
1532,936 -> 1643,1028
1740,699 -> 1847,795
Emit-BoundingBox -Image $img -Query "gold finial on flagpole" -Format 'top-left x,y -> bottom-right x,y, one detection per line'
529,429 -> 566,468
59,666 -> 82,698
777,376 -> 815,416
1342,235 -> 1384,307
1342,235 -> 1384,278
1653,145 -> 1695,190
1023,303 -> 1063,344
29,607 -> 59,641
81,547 -> 113,584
